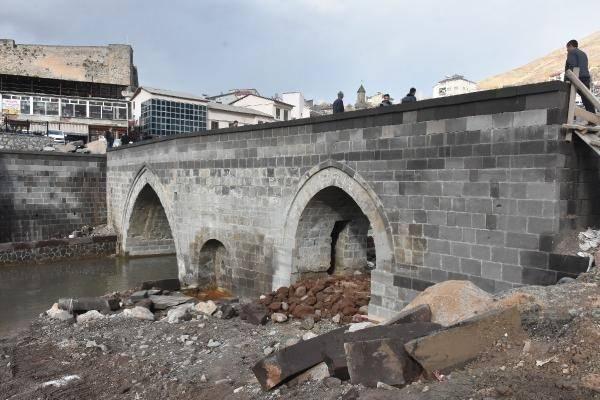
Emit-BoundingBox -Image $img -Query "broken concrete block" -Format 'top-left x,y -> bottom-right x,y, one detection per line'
240,303 -> 269,325
344,337 -> 422,387
401,280 -> 494,327
58,297 -> 120,313
149,294 -> 194,310
141,278 -> 181,291
286,362 -> 331,387
404,307 -> 524,374
252,322 -> 440,390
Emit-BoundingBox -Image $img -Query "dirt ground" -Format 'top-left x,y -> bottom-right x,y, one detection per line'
1,269 -> 600,399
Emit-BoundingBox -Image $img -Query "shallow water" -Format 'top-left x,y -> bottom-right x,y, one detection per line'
0,255 -> 178,336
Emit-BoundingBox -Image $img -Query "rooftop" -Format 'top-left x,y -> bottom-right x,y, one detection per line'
133,86 -> 208,103
230,93 -> 294,108
437,74 -> 477,85
207,101 -> 274,118
0,39 -> 137,87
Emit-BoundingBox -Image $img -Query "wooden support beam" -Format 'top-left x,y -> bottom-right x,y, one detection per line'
574,130 -> 600,157
574,107 -> 600,125
562,123 -> 600,132
565,67 -> 579,142
565,69 -> 600,111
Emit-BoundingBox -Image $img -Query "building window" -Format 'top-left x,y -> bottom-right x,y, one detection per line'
284,110 -> 289,121
276,108 -> 281,119
211,121 -> 219,129
139,98 -> 206,136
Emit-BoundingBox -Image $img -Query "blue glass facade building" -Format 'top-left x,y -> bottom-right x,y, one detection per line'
140,98 -> 206,136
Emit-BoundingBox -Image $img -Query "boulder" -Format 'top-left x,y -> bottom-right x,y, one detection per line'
404,307 -> 524,374
76,310 -> 105,324
141,279 -> 181,291
240,303 -> 269,325
166,304 -> 193,324
292,304 -> 315,319
46,303 -> 74,321
86,139 -> 107,154
401,280 -> 494,326
135,298 -> 153,310
123,306 -> 155,321
195,300 -> 218,315
272,313 -> 288,323
58,297 -> 120,313
149,294 -> 194,310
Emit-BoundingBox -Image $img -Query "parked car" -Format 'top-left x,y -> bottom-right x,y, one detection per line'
47,130 -> 66,143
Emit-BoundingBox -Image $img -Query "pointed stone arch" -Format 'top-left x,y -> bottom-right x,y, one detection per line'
121,165 -> 177,257
275,161 -> 395,287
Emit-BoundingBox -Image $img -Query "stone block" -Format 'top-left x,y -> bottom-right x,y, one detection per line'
404,307 -> 524,373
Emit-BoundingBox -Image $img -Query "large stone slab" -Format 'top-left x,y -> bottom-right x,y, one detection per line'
149,294 -> 194,310
382,304 -> 431,326
252,322 -> 440,390
344,337 -> 422,387
404,307 -> 524,374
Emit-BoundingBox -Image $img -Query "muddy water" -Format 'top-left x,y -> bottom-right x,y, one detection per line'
0,255 -> 178,337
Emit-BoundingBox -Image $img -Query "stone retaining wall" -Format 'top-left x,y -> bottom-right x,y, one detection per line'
0,133 -> 54,151
0,150 -> 107,242
0,235 -> 117,265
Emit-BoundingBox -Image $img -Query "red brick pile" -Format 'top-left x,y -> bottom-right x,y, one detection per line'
258,274 -> 370,323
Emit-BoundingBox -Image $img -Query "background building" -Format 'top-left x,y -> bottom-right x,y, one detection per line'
206,89 -> 260,105
0,39 -> 137,140
207,102 -> 274,129
281,92 -> 311,119
433,74 -> 478,98
230,94 -> 293,121
130,87 -> 207,136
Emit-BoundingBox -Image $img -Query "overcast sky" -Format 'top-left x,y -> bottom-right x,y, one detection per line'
1,0 -> 598,103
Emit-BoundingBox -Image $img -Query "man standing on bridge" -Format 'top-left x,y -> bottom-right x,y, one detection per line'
565,39 -> 595,114
401,88 -> 417,103
333,91 -> 345,114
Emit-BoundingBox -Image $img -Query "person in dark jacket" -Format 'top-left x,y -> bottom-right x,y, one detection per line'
379,94 -> 393,107
565,39 -> 595,113
332,91 -> 344,114
104,130 -> 114,148
401,88 -> 417,103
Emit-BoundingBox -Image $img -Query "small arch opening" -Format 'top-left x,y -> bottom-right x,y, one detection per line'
197,239 -> 232,291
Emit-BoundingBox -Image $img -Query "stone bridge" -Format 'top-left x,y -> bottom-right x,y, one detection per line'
107,81 -> 599,318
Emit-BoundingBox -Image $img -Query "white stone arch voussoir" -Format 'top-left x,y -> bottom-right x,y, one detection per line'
120,164 -> 178,256
277,160 -> 395,287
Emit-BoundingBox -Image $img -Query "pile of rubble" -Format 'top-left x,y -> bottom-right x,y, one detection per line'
256,274 -> 370,324
252,280 -> 526,391
43,138 -> 107,154
578,228 -> 600,259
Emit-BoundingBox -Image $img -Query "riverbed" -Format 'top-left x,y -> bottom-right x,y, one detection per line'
0,255 -> 178,336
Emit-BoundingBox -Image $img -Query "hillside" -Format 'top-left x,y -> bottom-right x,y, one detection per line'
479,31 -> 600,90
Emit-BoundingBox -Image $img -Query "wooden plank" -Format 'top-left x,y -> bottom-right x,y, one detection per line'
565,67 -> 579,142
574,107 -> 600,125
562,123 -> 600,132
565,69 -> 600,111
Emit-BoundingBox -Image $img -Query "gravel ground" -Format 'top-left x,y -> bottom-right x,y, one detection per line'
1,269 -> 599,399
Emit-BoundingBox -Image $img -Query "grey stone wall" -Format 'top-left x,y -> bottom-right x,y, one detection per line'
0,235 -> 116,265
107,81 -> 581,318
0,150 -> 107,242
0,134 -> 54,151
